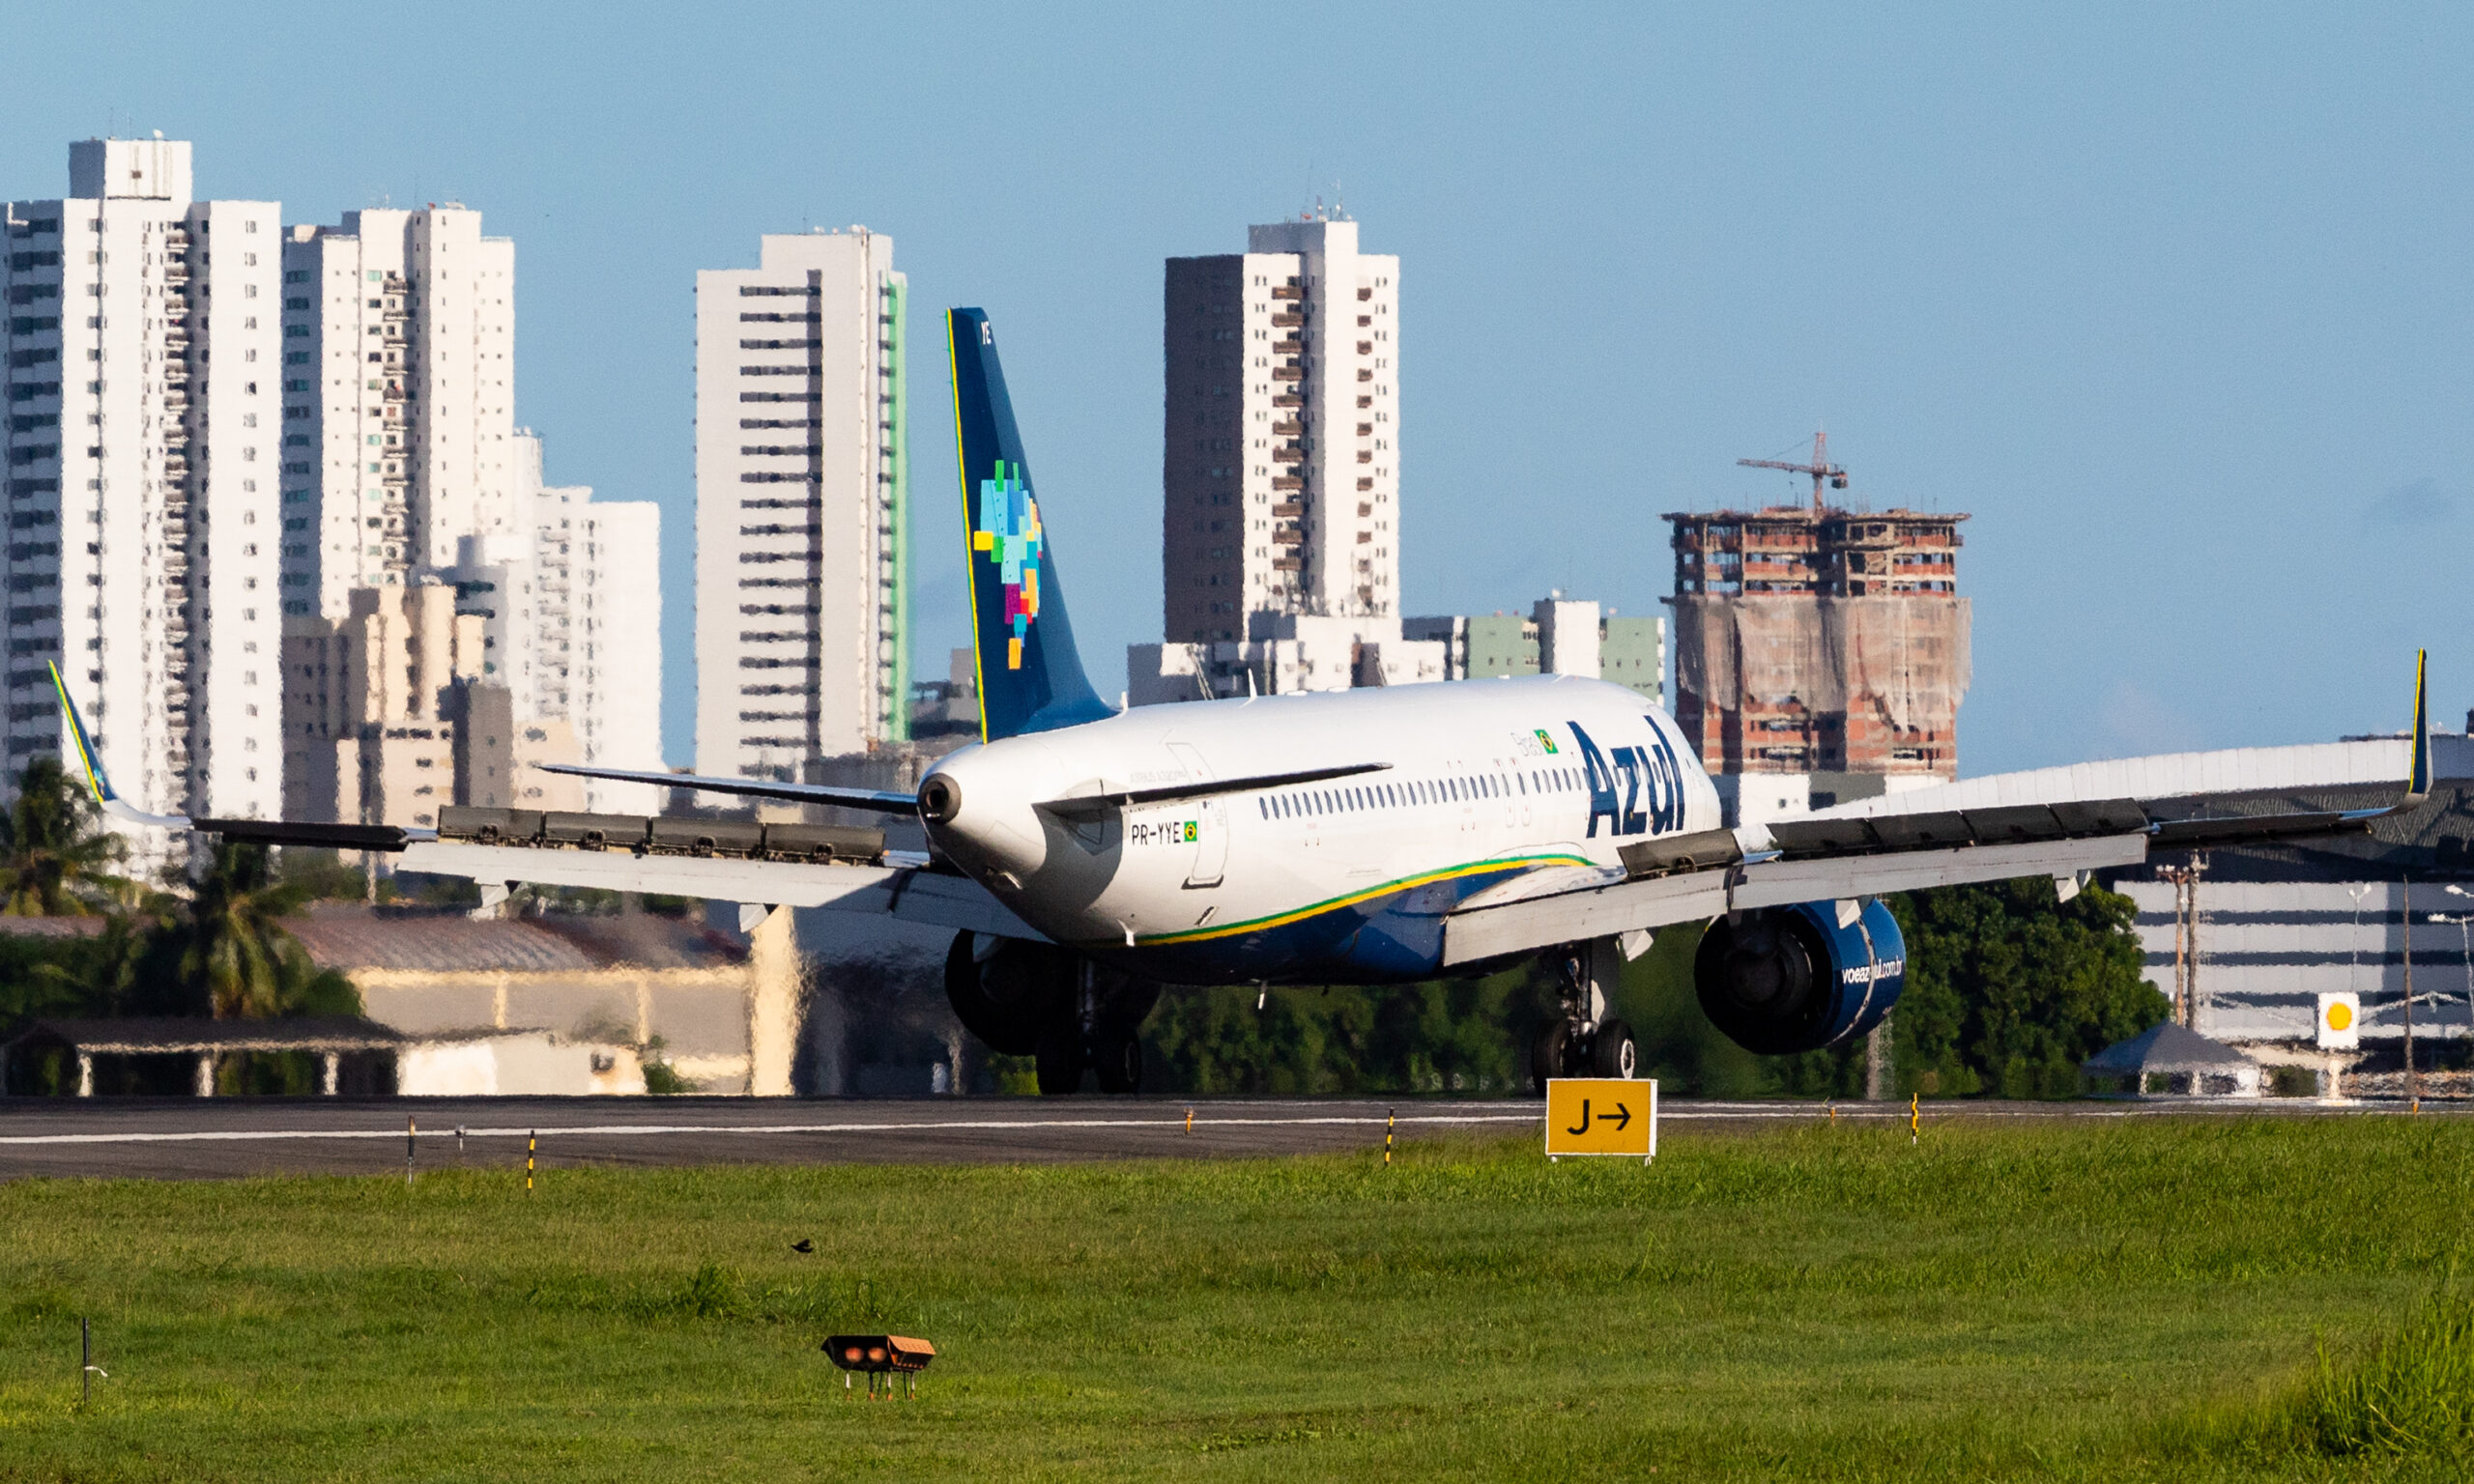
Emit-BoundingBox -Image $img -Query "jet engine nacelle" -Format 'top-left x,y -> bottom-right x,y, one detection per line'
1693,899 -> 1906,1056
943,932 -> 1078,1057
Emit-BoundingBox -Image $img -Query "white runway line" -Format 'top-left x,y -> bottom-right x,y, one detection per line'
0,1112 -> 1546,1148
1,1099 -> 2399,1151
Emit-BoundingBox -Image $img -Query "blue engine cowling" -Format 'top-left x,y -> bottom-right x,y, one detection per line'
1693,899 -> 1906,1055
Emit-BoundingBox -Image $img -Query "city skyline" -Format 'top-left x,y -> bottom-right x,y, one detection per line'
0,7 -> 2465,780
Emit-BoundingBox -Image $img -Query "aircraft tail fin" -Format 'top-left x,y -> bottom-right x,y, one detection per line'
946,308 -> 1112,742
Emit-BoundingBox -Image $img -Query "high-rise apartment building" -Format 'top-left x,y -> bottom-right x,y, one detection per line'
569,500 -> 662,812
693,229 -> 906,781
1162,216 -> 1399,642
1,138 -> 283,842
1131,215 -> 1422,706
276,206 -> 516,618
513,454 -> 662,813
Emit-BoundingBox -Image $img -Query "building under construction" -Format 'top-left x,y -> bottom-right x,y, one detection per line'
1664,437 -> 1971,795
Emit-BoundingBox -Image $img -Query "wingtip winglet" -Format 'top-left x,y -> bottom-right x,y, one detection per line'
46,661 -> 109,807
2407,647 -> 2431,803
47,661 -> 189,829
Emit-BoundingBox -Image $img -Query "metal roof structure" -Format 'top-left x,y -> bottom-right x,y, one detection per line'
2083,1021 -> 2254,1076
3,1016 -> 403,1055
282,907 -> 749,975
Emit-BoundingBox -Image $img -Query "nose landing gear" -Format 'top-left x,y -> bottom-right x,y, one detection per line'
1531,936 -> 1638,1094
1036,962 -> 1157,1095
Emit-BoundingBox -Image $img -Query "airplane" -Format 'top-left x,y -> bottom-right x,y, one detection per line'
52,306 -> 2434,1097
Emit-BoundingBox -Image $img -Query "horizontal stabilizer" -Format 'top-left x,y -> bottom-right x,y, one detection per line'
394,841 -> 1045,942
533,763 -> 919,814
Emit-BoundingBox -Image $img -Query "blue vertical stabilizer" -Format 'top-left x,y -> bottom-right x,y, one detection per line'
946,308 -> 1113,741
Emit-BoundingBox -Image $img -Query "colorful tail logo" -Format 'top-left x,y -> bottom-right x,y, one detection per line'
946,307 -> 1110,741
973,460 -> 1043,671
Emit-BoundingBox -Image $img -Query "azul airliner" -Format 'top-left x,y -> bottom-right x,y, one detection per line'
56,308 -> 2431,1096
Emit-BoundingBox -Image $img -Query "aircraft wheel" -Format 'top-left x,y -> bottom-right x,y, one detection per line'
1091,1028 -> 1143,1095
1530,1022 -> 1571,1096
1033,1022 -> 1084,1096
1590,1017 -> 1637,1079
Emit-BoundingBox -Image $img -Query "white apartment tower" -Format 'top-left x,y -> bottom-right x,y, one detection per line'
693,229 -> 906,781
275,206 -> 516,618
570,499 -> 663,812
1163,216 -> 1399,642
473,433 -> 663,812
1,138 -> 283,837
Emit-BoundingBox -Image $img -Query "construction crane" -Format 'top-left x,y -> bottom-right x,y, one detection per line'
1738,431 -> 1849,512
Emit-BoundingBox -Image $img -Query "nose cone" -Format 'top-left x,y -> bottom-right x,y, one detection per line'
920,740 -> 1058,886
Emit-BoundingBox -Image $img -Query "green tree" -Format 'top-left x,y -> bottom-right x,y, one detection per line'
1886,879 -> 2169,1099
1144,964 -> 1555,1096
0,756 -> 129,916
178,842 -> 338,1019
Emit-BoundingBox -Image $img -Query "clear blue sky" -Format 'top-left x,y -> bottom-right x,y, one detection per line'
9,3 -> 2466,775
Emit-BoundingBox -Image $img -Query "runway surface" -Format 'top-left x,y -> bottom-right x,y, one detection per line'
0,1093 -> 2453,1180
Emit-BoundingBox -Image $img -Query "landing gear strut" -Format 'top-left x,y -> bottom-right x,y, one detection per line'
1048,959 -> 1158,1096
1532,936 -> 1637,1094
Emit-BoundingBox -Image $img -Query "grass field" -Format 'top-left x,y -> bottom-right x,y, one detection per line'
2,1116 -> 2471,1481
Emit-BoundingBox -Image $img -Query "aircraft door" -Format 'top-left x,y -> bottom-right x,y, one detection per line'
1165,741 -> 1227,888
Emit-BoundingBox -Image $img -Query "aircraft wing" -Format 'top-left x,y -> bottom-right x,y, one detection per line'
48,662 -> 1043,943
396,841 -> 1044,941
1440,653 -> 2434,968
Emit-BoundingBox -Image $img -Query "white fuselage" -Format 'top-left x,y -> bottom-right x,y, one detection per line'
921,675 -> 1723,984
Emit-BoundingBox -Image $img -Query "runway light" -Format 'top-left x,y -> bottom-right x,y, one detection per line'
824,1333 -> 935,1398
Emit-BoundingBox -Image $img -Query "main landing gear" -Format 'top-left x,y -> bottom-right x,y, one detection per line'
1532,936 -> 1637,1094
944,934 -> 1161,1096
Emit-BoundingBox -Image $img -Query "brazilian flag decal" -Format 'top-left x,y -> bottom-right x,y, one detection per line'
1535,728 -> 1559,755
1183,821 -> 1198,842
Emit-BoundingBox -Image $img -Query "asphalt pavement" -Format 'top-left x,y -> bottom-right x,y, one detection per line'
0,1093 -> 2452,1181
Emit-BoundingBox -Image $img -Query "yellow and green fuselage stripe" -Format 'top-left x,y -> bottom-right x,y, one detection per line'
1134,853 -> 1594,946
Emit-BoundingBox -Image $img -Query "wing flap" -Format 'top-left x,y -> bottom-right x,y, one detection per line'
2146,808 -> 2379,849
1617,828 -> 1743,877
532,763 -> 919,814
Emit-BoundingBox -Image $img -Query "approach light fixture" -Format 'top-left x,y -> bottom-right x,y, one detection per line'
824,1333 -> 935,1398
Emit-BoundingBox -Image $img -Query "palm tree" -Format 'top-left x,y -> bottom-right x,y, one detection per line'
181,841 -> 323,1019
0,756 -> 128,916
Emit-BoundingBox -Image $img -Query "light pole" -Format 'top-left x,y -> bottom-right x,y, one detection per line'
2346,881 -> 2377,1100
2444,885 -> 2474,1085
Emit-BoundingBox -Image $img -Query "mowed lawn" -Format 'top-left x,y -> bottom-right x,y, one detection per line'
1,1115 -> 2468,1482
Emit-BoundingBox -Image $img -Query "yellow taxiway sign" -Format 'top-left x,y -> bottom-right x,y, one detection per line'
1543,1078 -> 1657,1160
